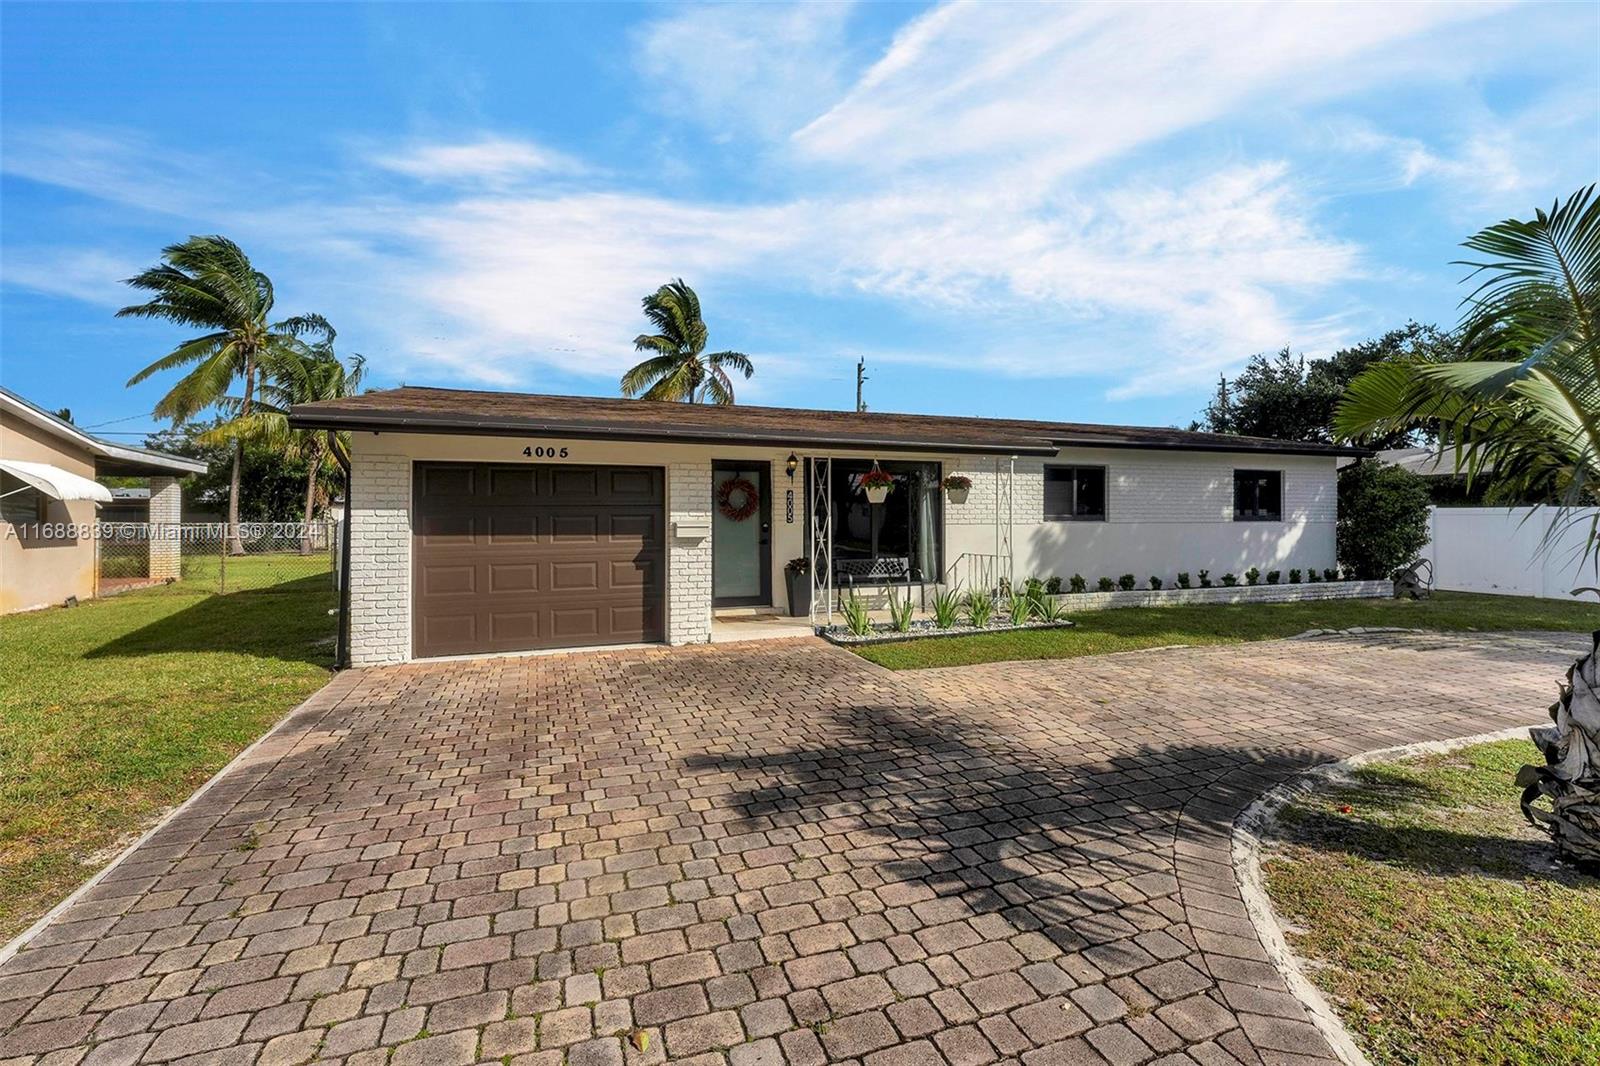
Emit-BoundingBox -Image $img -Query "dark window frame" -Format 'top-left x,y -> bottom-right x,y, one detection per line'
1233,469 -> 1284,522
1043,465 -> 1108,522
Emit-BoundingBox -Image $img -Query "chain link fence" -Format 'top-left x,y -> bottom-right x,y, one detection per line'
97,521 -> 336,595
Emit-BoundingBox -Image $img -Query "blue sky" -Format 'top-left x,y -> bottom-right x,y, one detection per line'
2,1 -> 1596,441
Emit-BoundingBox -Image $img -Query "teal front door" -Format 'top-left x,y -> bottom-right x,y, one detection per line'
712,461 -> 771,606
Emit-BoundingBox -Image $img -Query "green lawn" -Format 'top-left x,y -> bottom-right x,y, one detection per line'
851,591 -> 1600,669
0,574 -> 335,941
1263,740 -> 1600,1065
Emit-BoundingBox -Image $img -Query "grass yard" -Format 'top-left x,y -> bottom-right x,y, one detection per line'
0,574 -> 335,941
1263,740 -> 1600,1065
851,590 -> 1600,669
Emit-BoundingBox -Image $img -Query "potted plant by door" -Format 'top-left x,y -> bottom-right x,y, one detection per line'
784,556 -> 811,617
859,467 -> 896,504
942,474 -> 972,504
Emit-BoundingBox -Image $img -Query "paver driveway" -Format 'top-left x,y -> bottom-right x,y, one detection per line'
0,632 -> 1581,1066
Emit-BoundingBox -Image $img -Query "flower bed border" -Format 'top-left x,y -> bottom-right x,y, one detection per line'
1057,579 -> 1390,611
818,619 -> 1076,647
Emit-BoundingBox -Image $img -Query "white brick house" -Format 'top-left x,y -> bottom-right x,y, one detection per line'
290,388 -> 1367,666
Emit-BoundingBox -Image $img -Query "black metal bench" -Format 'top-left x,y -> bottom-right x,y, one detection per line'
834,557 -> 926,607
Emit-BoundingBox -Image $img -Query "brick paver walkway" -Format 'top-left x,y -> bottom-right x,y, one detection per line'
0,632 -> 1580,1066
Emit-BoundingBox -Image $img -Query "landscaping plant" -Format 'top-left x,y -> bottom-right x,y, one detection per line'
889,592 -> 916,633
1221,573 -> 1239,587
931,586 -> 962,629
1517,630 -> 1600,868
1289,568 -> 1302,583
1334,460 -> 1432,579
1177,572 -> 1191,589
1324,567 -> 1339,581
1046,576 -> 1063,595
1117,573 -> 1137,591
1267,569 -> 1281,585
842,593 -> 873,636
1097,577 -> 1116,592
1069,574 -> 1086,594
1035,595 -> 1072,623
1148,576 -> 1163,590
964,588 -> 995,628
1308,569 -> 1321,582
1199,569 -> 1212,588
1245,567 -> 1261,586
1006,589 -> 1032,626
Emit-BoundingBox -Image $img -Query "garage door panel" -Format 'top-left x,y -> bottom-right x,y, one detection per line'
422,564 -> 477,596
487,562 -> 538,592
413,463 -> 665,657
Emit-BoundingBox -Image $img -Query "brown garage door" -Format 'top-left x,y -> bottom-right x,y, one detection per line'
412,463 -> 665,657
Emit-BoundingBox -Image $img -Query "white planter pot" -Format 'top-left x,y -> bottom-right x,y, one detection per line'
946,486 -> 969,504
864,485 -> 890,504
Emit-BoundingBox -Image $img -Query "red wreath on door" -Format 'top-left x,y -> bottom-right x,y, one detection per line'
717,476 -> 760,521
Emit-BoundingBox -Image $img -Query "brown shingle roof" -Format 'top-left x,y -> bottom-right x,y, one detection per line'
289,386 -> 1370,458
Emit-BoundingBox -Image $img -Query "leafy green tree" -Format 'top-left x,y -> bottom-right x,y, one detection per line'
620,279 -> 753,404
121,236 -> 331,552
1336,185 -> 1600,586
203,344 -> 365,550
1336,461 -> 1433,579
1195,323 -> 1456,444
143,420 -> 310,522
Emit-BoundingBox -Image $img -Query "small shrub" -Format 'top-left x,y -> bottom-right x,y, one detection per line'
1176,572 -> 1191,589
1245,566 -> 1261,586
965,589 -> 995,628
842,594 -> 873,636
889,593 -> 915,633
1006,589 -> 1032,626
1148,576 -> 1163,590
1097,577 -> 1115,592
1024,576 -> 1046,602
1221,573 -> 1239,587
1198,569 -> 1212,588
1045,576 -> 1063,595
1069,574 -> 1086,594
1266,569 -> 1281,585
1117,573 -> 1137,591
1307,568 -> 1321,583
1323,567 -> 1339,581
1289,568 -> 1302,584
931,586 -> 962,628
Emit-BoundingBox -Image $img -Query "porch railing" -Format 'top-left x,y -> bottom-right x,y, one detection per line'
942,552 -> 1011,596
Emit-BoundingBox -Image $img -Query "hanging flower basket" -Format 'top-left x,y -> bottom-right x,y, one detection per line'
859,468 -> 896,504
943,474 -> 972,504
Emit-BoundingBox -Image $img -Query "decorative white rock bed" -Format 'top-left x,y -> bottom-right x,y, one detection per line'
818,619 -> 1075,647
1048,578 -> 1391,611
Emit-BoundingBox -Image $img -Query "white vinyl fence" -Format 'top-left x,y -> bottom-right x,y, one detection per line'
1424,506 -> 1599,602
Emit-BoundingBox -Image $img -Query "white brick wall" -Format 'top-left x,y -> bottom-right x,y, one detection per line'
348,453 -> 411,665
147,476 -> 182,581
668,460 -> 712,645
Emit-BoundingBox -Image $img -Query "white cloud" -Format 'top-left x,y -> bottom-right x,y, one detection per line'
794,1 -> 1501,175
0,247 -> 143,307
633,2 -> 859,139
370,137 -> 582,183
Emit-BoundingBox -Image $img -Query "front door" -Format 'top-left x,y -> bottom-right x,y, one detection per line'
712,461 -> 771,606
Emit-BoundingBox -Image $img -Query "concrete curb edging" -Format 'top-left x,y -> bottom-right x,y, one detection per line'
1230,723 -> 1538,1066
0,671 -> 359,968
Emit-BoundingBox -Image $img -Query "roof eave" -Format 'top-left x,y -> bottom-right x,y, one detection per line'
1045,434 -> 1372,459
288,408 -> 1061,456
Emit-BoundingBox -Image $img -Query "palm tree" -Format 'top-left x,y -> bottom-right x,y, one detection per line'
203,344 -> 365,552
1335,185 -> 1600,583
620,279 -> 753,404
121,236 -> 331,553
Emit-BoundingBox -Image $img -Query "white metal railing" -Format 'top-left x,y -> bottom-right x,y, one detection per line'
942,552 -> 1011,595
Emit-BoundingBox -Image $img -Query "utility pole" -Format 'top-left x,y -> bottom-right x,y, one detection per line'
855,357 -> 868,413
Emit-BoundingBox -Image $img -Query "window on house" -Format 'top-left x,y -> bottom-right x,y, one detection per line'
1233,470 -> 1283,521
0,474 -> 46,527
1044,466 -> 1107,521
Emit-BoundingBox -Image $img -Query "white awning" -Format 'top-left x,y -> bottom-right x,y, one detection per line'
0,459 -> 114,503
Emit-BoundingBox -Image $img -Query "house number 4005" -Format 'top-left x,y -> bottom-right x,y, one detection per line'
522,445 -> 570,458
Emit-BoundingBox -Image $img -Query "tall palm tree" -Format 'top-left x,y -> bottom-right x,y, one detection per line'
203,344 -> 365,552
121,236 -> 331,553
620,279 -> 753,404
1336,185 -> 1600,584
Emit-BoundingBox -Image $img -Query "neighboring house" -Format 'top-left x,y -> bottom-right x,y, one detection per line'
291,387 -> 1367,665
0,387 -> 206,613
